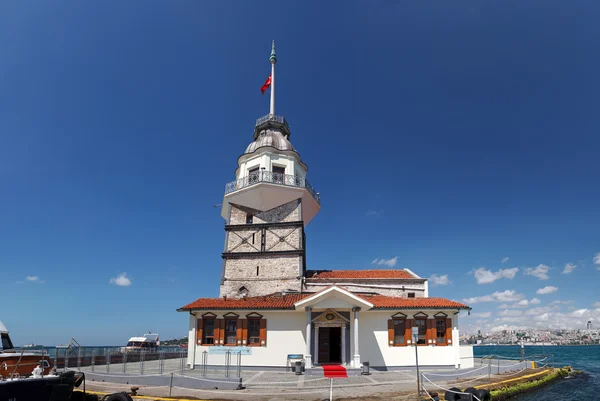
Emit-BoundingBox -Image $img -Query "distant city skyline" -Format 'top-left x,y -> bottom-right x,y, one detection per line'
1,1 -> 599,345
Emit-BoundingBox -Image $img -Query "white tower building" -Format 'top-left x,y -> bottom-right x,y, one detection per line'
219,42 -> 321,298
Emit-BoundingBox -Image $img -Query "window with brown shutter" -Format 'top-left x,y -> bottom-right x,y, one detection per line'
433,313 -> 451,346
245,312 -> 263,346
223,313 -> 239,346
198,313 -> 217,345
388,313 -> 409,346
435,318 -> 446,344
413,313 -> 428,345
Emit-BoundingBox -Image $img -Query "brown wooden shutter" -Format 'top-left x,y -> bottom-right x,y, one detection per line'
241,319 -> 248,345
259,319 -> 267,346
405,319 -> 413,345
236,319 -> 244,345
426,319 -> 435,345
445,318 -> 453,346
197,319 -> 203,345
215,319 -> 224,345
388,320 -> 394,346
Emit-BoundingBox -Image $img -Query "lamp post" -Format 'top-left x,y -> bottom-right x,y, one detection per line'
412,326 -> 421,397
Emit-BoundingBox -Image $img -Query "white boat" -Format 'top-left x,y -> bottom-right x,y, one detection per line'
120,333 -> 160,353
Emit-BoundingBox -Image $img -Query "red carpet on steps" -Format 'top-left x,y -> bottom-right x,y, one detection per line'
322,364 -> 348,378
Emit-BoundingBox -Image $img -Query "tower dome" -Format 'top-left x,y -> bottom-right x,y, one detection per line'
244,129 -> 295,154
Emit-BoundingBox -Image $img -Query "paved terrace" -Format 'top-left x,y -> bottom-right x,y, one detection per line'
78,357 -> 547,400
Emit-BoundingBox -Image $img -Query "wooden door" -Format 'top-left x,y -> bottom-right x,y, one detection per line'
318,328 -> 330,363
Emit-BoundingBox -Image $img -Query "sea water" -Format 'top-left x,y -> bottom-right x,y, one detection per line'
474,345 -> 600,400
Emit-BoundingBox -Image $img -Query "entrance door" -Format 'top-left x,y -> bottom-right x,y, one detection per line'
318,327 -> 342,364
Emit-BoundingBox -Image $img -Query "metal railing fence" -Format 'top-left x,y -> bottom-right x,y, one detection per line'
225,171 -> 320,204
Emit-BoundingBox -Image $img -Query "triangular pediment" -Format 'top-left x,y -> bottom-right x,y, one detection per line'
312,309 -> 349,327
294,285 -> 374,310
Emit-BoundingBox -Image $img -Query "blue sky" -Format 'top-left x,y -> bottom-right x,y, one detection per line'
1,1 -> 599,345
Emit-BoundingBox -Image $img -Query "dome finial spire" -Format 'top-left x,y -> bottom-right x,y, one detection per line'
269,41 -> 276,115
269,40 -> 277,64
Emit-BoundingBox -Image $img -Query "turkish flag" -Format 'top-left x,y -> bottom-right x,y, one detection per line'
260,75 -> 272,94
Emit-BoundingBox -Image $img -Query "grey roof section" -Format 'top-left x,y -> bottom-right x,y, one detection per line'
244,129 -> 295,155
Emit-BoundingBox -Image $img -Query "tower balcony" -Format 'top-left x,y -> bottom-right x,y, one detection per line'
225,171 -> 320,205
254,114 -> 291,140
222,171 -> 321,225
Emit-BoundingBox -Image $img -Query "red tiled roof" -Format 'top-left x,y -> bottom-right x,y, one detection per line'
178,293 -> 308,311
306,269 -> 416,279
367,296 -> 470,310
178,292 -> 470,311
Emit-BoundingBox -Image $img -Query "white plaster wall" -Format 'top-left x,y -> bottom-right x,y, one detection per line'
238,151 -> 300,180
187,314 -> 196,368
192,311 -> 307,367
358,311 -> 459,367
459,346 -> 474,368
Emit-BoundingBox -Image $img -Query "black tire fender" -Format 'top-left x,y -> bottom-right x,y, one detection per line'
476,389 -> 492,401
444,387 -> 462,400
460,387 -> 479,400
104,392 -> 133,401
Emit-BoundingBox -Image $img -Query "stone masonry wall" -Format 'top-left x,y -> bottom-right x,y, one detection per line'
228,200 -> 300,225
304,280 -> 426,297
221,200 -> 304,298
220,254 -> 302,298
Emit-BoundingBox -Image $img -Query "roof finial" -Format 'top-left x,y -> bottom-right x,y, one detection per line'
270,40 -> 277,64
269,41 -> 276,115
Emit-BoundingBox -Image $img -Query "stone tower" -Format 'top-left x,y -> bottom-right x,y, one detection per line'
219,42 -> 321,298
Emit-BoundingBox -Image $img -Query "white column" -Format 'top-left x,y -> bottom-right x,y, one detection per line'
188,313 -> 197,369
314,326 -> 319,365
453,313 -> 460,368
305,307 -> 312,368
341,324 -> 346,365
270,62 -> 275,115
352,307 -> 361,368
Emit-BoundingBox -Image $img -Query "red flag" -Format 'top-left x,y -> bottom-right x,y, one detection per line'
260,75 -> 272,94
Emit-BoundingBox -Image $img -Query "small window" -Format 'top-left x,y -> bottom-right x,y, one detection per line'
415,318 -> 427,344
225,318 -> 237,345
256,266 -> 259,276
436,318 -> 446,344
249,167 -> 260,184
393,319 -> 405,345
202,319 -> 215,345
407,292 -> 415,298
252,233 -> 255,244
246,214 -> 253,224
273,166 -> 285,184
248,319 -> 261,345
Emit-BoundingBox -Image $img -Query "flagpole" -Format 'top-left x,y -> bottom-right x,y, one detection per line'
269,40 -> 276,115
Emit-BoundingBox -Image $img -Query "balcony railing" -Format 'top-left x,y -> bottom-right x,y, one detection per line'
225,171 -> 320,205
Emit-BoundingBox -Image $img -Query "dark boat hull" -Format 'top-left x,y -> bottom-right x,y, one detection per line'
0,372 -> 75,401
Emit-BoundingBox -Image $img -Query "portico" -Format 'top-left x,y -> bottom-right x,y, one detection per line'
295,286 -> 374,368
